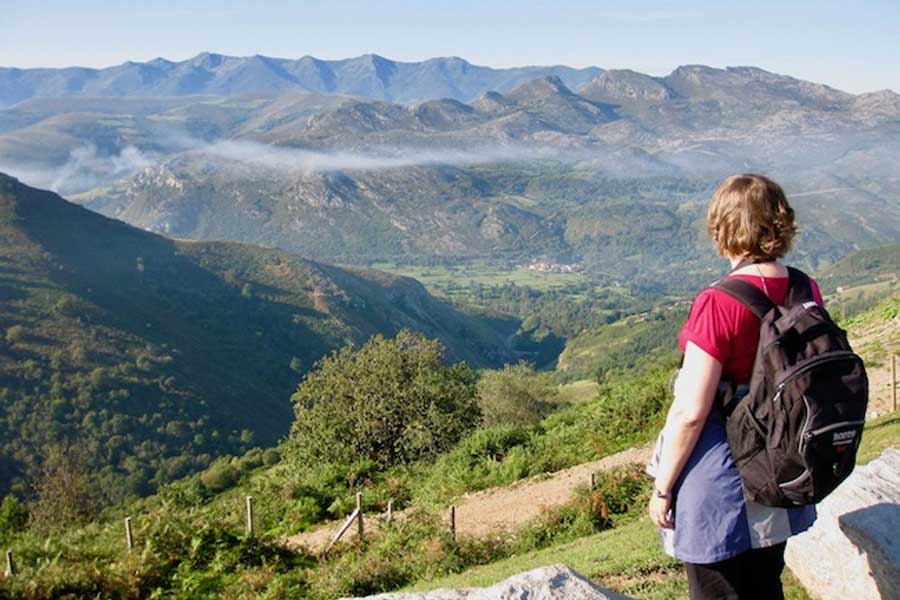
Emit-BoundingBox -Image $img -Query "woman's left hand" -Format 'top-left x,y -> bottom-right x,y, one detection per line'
649,493 -> 674,529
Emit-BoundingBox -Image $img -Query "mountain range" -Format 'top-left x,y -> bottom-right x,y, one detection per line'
0,172 -> 513,499
1,57 -> 898,288
0,52 -> 602,106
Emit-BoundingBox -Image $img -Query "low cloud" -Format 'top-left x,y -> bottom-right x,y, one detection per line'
51,145 -> 157,192
197,140 -> 568,173
0,144 -> 159,195
1,137 -> 681,195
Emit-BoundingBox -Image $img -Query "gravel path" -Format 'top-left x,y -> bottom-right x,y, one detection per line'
284,444 -> 653,553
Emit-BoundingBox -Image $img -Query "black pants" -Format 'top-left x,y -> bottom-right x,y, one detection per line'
685,542 -> 786,600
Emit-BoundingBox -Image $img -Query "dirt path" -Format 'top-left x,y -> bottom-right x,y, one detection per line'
284,444 -> 653,553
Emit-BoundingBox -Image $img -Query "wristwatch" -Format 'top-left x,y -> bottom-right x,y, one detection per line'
655,487 -> 672,499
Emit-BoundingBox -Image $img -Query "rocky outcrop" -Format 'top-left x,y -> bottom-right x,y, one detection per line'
785,448 -> 900,600
341,564 -> 634,599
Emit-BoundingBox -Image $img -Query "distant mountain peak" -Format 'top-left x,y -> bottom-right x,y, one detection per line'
859,89 -> 900,99
425,55 -> 470,65
190,51 -> 228,69
508,75 -> 576,101
579,69 -> 674,102
359,52 -> 390,63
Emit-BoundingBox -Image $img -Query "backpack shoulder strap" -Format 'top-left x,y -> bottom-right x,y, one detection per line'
786,266 -> 814,306
712,277 -> 776,319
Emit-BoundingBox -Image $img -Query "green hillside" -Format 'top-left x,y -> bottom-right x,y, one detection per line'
818,241 -> 900,291
557,304 -> 686,380
0,173 -> 512,500
0,260 -> 897,599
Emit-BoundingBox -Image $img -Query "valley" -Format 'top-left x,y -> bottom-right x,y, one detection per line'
0,173 -> 515,500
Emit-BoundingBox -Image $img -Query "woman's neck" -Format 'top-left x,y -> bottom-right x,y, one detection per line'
728,257 -> 787,277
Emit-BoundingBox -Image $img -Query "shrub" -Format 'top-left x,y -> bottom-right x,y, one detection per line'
262,448 -> 281,466
200,461 -> 240,494
238,448 -> 265,471
0,495 -> 28,544
4,324 -> 26,345
416,426 -> 533,503
477,362 -> 557,427
589,463 -> 653,523
592,364 -> 673,454
288,330 -> 481,470
515,464 -> 653,550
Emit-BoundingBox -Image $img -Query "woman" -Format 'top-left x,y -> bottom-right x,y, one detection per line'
648,174 -> 821,599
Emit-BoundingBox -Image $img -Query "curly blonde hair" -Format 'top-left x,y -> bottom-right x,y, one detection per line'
707,174 -> 797,261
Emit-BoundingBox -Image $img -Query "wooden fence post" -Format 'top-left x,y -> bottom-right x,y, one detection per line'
386,499 -> 394,525
324,507 -> 361,555
124,517 -> 133,551
4,549 -> 12,577
356,492 -> 364,540
450,505 -> 456,542
245,496 -> 254,536
891,353 -> 897,413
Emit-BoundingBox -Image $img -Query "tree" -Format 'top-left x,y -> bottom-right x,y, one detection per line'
288,330 -> 480,469
477,362 -> 558,427
28,443 -> 98,531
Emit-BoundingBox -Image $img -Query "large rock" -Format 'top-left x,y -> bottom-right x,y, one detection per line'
785,448 -> 900,600
341,564 -> 634,599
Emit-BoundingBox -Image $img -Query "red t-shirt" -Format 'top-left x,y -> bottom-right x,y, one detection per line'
678,274 -> 824,383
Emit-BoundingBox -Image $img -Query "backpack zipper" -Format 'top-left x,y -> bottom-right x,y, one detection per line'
778,395 -> 814,490
774,351 -> 860,390
799,419 -> 866,457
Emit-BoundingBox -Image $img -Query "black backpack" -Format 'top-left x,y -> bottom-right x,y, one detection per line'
713,266 -> 868,507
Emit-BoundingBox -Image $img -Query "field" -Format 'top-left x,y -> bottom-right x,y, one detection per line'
370,260 -> 602,297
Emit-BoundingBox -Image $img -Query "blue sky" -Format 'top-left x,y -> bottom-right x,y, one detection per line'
2,0 -> 898,93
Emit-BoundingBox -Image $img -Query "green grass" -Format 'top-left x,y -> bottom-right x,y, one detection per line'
858,412 -> 900,464
555,379 -> 601,404
406,518 -> 680,596
404,511 -> 815,600
406,517 -> 811,599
